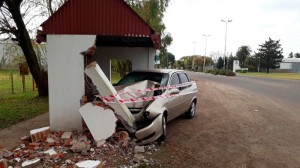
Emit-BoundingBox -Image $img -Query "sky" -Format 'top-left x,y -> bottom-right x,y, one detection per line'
163,0 -> 300,60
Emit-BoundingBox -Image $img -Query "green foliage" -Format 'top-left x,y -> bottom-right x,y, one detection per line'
236,45 -> 252,68
244,56 -> 258,72
216,57 -> 224,69
184,57 -> 193,70
225,70 -> 236,76
212,69 -> 220,75
295,53 -> 300,58
160,52 -> 175,68
125,0 -> 172,68
205,69 -> 213,73
227,53 -> 236,70
209,69 -> 235,76
288,52 -> 294,58
218,70 -> 226,75
255,38 -> 284,73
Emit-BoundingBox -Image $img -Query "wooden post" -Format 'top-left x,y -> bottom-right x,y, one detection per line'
10,73 -> 14,94
22,75 -> 26,95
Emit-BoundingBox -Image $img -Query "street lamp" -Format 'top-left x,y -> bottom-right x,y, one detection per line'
203,34 -> 211,71
221,19 -> 232,70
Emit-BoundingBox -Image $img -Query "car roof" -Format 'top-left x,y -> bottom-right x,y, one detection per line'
130,69 -> 185,74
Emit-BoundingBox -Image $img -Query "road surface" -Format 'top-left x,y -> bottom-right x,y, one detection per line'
155,72 -> 300,168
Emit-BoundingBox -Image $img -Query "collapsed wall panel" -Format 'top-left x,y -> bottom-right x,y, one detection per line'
79,103 -> 117,142
84,62 -> 136,133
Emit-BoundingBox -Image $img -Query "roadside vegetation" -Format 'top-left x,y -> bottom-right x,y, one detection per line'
0,70 -> 48,129
237,72 -> 300,80
205,69 -> 236,76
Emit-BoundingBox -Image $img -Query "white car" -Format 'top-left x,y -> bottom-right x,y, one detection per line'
114,69 -> 198,144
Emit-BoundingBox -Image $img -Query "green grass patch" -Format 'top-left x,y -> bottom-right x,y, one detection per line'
237,72 -> 300,80
0,70 -> 48,129
111,71 -> 122,84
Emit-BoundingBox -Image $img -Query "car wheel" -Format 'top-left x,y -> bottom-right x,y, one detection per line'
185,100 -> 196,119
158,114 -> 167,141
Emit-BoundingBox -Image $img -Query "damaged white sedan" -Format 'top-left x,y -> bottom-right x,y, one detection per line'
83,62 -> 198,144
113,69 -> 198,144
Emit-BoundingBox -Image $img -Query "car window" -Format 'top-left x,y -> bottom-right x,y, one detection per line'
116,72 -> 169,86
170,73 -> 180,85
178,73 -> 189,83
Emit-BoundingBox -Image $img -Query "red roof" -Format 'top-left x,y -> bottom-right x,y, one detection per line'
41,0 -> 156,37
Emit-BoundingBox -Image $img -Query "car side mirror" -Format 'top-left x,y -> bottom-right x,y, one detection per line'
168,88 -> 180,95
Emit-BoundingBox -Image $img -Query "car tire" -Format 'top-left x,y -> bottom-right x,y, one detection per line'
158,114 -> 167,142
185,100 -> 196,119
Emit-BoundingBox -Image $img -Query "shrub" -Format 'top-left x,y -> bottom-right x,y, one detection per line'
225,71 -> 236,76
205,70 -> 212,73
212,69 -> 219,75
218,70 -> 226,75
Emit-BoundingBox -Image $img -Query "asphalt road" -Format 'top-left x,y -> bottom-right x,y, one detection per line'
187,72 -> 300,109
156,71 -> 300,167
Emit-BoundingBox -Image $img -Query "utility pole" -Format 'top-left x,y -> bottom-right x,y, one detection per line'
192,41 -> 198,70
221,20 -> 232,70
203,34 -> 211,71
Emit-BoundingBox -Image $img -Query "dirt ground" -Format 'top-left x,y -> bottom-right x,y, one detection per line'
1,77 -> 300,167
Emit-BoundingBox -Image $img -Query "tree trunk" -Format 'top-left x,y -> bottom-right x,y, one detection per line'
6,0 -> 48,97
267,68 -> 269,74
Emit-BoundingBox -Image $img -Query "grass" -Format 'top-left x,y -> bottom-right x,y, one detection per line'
237,72 -> 300,80
0,70 -> 48,129
0,70 -> 122,129
111,71 -> 121,84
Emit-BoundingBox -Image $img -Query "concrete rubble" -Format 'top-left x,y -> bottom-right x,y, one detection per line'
0,127 -> 161,167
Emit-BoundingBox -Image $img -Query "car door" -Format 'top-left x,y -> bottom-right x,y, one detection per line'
178,72 -> 193,113
166,72 -> 184,120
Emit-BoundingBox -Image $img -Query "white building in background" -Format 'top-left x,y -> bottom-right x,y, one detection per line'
280,58 -> 300,73
233,60 -> 241,72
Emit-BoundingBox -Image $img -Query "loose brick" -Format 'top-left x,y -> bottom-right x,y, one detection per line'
0,159 -> 8,168
30,127 -> 50,142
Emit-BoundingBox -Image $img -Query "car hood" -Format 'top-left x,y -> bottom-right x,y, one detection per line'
114,80 -> 156,109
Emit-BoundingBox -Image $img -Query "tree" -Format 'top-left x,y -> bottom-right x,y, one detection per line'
217,57 -> 224,69
244,56 -> 258,72
288,52 -> 294,58
184,57 -> 193,70
0,0 -> 66,97
295,53 -> 300,58
126,0 -> 172,66
227,53 -> 235,70
255,38 -> 284,73
159,52 -> 175,68
236,45 -> 251,68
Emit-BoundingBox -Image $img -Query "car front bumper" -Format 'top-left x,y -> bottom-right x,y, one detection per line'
135,114 -> 163,144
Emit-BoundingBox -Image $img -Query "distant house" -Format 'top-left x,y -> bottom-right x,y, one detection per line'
280,58 -> 300,73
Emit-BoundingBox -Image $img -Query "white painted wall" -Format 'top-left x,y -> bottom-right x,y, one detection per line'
280,63 -> 292,69
94,47 -> 156,80
233,60 -> 241,72
47,35 -> 96,131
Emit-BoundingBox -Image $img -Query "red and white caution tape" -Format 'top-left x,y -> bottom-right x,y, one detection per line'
99,81 -> 195,100
97,81 -> 196,104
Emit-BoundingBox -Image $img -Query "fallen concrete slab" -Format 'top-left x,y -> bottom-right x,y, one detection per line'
79,103 -> 117,142
84,62 -> 136,133
75,160 -> 101,168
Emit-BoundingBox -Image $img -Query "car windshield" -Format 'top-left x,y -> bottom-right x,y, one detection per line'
116,71 -> 169,86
